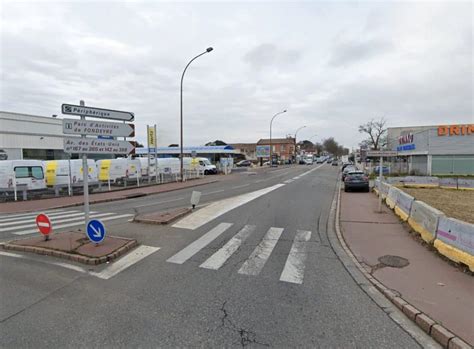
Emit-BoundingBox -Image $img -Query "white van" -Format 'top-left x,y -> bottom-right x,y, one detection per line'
0,160 -> 46,190
304,155 -> 314,165
138,157 -> 157,177
43,159 -> 97,186
96,158 -> 141,183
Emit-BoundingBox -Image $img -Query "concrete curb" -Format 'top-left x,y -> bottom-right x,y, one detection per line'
0,237 -> 138,266
1,179 -> 218,214
133,207 -> 192,225
332,183 -> 471,348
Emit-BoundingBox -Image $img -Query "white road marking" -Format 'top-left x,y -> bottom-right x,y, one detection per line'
167,223 -> 233,264
283,179 -> 294,184
238,227 -> 284,276
90,245 -> 160,280
0,211 -> 96,227
0,210 -> 74,223
173,184 -> 285,230
1,212 -> 114,232
200,225 -> 256,270
279,230 -> 312,284
232,183 -> 250,189
13,213 -> 133,235
202,189 -> 225,196
0,251 -> 24,258
135,197 -> 185,209
0,251 -> 87,273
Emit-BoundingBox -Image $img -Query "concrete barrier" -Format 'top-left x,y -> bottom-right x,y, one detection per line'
402,176 -> 439,188
386,186 -> 401,209
394,191 -> 415,221
373,179 -> 380,195
439,178 -> 474,190
380,182 -> 391,200
434,216 -> 474,271
408,201 -> 444,243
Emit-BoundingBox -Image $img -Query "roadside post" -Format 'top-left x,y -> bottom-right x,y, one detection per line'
147,124 -> 157,184
367,150 -> 398,213
61,102 -> 135,235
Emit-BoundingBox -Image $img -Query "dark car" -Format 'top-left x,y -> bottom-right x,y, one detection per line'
341,166 -> 356,181
236,160 -> 252,167
326,159 -> 332,164
344,171 -> 369,192
331,161 -> 339,166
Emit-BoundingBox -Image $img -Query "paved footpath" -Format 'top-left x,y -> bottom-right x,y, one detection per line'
0,177 -> 223,214
340,190 -> 474,345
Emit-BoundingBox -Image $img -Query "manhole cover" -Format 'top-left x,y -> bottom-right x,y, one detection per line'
378,255 -> 409,268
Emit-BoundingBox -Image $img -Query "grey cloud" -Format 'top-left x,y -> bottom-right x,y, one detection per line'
328,38 -> 393,67
243,43 -> 301,70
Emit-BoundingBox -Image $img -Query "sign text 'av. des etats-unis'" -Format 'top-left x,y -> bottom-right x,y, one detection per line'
63,137 -> 135,155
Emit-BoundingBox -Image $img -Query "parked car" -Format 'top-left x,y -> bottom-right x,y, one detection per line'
341,162 -> 353,172
236,160 -> 252,167
341,166 -> 356,181
373,166 -> 390,175
344,170 -> 369,192
331,161 -> 339,166
326,159 -> 332,164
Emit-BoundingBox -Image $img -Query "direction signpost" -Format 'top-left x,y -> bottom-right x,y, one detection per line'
61,101 -> 135,233
36,213 -> 52,240
86,219 -> 106,244
62,104 -> 134,121
62,119 -> 135,137
366,150 -> 398,213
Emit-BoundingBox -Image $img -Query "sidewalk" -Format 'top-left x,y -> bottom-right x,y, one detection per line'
0,177 -> 221,214
339,191 -> 473,345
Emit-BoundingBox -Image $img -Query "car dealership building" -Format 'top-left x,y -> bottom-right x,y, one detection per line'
387,124 -> 474,175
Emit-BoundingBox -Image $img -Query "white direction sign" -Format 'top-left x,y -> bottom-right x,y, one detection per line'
62,104 -> 134,121
63,137 -> 136,155
62,118 -> 135,137
366,150 -> 398,157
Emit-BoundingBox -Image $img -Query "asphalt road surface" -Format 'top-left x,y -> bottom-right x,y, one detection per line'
0,164 -> 437,348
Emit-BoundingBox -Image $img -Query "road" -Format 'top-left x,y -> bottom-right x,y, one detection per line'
0,164 -> 437,348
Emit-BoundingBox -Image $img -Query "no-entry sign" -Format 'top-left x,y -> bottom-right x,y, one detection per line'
36,214 -> 52,236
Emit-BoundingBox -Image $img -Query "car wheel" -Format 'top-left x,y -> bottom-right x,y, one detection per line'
204,170 -> 209,175
365,187 -> 370,192
344,187 -> 349,192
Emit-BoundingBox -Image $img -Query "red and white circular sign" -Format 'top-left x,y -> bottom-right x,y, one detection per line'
36,213 -> 52,235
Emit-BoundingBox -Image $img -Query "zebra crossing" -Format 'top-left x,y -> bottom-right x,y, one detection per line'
167,223 -> 313,285
0,209 -> 133,236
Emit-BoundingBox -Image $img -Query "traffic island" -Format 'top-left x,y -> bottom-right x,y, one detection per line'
0,232 -> 138,265
133,207 -> 192,225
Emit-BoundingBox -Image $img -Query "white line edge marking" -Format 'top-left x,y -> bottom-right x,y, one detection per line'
13,214 -> 134,236
279,230 -> 312,284
167,223 -> 233,264
238,227 -> 284,276
200,225 -> 256,270
2,212 -> 115,233
90,245 -> 160,280
0,211 -> 98,227
0,251 -> 87,273
202,189 -> 225,195
173,184 -> 285,230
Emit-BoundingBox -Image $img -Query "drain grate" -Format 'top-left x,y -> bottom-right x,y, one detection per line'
378,255 -> 409,268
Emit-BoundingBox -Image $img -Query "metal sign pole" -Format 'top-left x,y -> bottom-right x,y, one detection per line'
378,155 -> 383,213
80,100 -> 90,231
147,125 -> 151,184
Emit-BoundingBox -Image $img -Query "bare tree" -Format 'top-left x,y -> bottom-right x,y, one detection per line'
358,118 -> 387,150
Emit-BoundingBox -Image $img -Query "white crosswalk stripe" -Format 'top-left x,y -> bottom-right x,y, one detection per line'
279,230 -> 312,284
200,225 -> 256,270
167,223 -> 233,264
0,209 -> 133,236
238,227 -> 284,276
168,223 -> 313,285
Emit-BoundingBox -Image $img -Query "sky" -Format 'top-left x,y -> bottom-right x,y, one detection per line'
1,0 -> 472,149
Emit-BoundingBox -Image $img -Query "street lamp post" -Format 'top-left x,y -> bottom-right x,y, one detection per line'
180,47 -> 213,182
269,110 -> 287,167
294,126 -> 306,162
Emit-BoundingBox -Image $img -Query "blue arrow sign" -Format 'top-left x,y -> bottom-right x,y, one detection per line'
86,219 -> 106,243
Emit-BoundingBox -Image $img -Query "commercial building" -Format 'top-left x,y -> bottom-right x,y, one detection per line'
135,146 -> 236,164
256,137 -> 296,161
229,143 -> 257,161
387,124 -> 474,175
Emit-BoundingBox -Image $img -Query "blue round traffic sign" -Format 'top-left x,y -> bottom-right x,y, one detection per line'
86,219 -> 106,243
